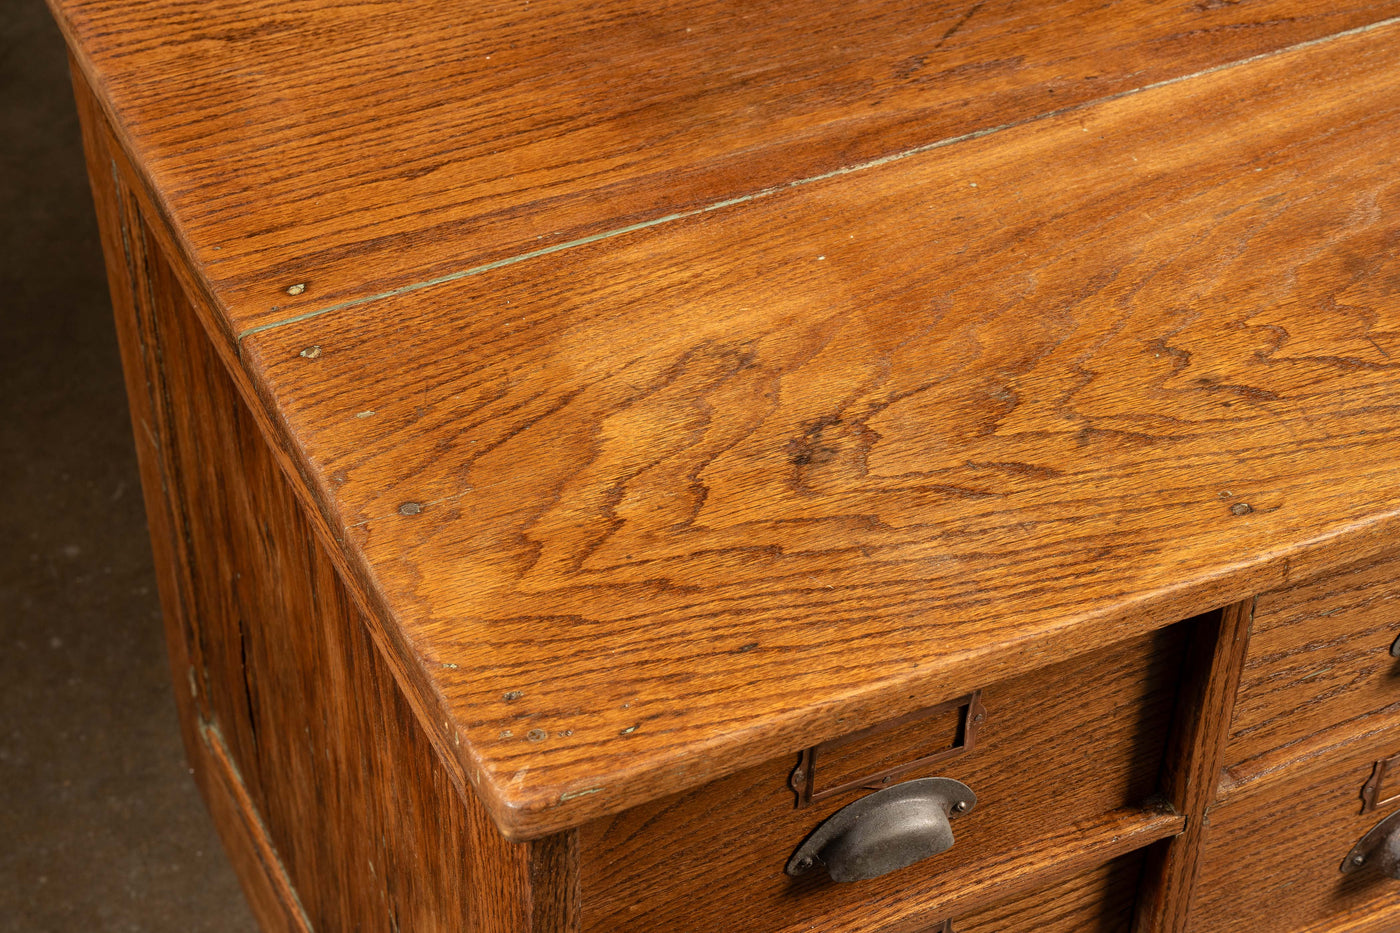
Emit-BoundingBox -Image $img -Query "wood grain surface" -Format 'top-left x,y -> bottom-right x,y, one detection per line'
1226,550 -> 1400,791
578,628 -> 1185,933
954,854 -> 1148,932
46,0 -> 1400,339
225,20 -> 1400,838
78,79 -> 577,929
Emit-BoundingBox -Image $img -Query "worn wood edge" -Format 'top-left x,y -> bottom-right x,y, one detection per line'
768,806 -> 1184,933
198,721 -> 315,933
1132,599 -> 1255,933
426,518 -> 1400,839
1218,716 -> 1400,807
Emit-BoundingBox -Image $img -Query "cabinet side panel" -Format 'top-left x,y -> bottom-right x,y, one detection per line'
69,57 -> 307,931
70,65 -> 570,933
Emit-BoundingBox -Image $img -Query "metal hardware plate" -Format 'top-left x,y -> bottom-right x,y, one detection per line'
1362,752 -> 1400,814
789,691 -> 984,807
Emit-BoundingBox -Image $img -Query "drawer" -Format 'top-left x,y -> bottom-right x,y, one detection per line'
1226,549 -> 1400,785
578,623 -> 1194,933
1191,728 -> 1400,932
953,852 -> 1146,932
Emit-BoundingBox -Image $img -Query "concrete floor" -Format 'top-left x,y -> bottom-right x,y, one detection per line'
0,2 -> 256,930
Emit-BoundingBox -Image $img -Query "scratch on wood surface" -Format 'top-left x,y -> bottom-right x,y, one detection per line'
936,1 -> 987,49
559,787 -> 603,802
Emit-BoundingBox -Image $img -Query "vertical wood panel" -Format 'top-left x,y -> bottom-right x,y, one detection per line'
72,57 -> 313,931
1133,601 -> 1255,933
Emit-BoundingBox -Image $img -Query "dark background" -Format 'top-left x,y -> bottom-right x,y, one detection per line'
0,2 -> 255,929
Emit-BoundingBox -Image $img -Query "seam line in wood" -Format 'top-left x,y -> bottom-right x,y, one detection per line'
232,12 -> 1400,353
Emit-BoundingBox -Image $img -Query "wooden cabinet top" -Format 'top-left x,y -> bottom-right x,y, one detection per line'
50,0 -> 1400,838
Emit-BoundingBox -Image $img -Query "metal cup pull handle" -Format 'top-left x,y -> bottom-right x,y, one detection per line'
1344,809 -> 1400,879
786,777 -> 976,883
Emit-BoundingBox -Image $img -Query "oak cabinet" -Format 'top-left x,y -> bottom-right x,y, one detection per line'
46,0 -> 1400,929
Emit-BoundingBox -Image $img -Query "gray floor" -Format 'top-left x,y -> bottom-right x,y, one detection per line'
0,2 -> 256,930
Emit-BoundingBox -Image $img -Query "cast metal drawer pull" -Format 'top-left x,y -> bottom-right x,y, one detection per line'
1342,808 -> 1400,878
785,777 -> 976,883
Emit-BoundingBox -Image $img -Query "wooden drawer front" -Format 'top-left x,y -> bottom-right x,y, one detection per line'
953,852 -> 1146,933
1226,550 -> 1400,785
578,625 -> 1190,933
1191,731 -> 1400,933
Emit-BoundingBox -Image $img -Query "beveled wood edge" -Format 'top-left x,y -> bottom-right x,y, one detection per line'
59,12 -> 1400,840
460,527 -> 1398,838
1133,599 -> 1256,933
199,721 -> 316,933
1219,719 -> 1400,806
775,805 -> 1185,933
